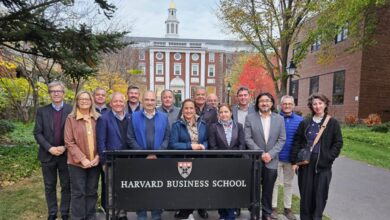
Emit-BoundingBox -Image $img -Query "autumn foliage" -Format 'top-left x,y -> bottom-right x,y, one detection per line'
236,54 -> 276,98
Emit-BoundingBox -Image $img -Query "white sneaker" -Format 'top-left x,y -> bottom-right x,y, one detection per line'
181,213 -> 195,220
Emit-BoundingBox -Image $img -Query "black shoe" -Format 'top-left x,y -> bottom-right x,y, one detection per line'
174,210 -> 188,219
117,216 -> 128,220
61,215 -> 69,220
197,209 -> 208,219
235,208 -> 241,217
47,215 -> 56,220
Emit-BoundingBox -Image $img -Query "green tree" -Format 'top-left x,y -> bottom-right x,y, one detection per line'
0,0 -> 129,94
218,0 -> 387,99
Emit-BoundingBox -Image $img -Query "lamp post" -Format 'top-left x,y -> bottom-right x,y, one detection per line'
227,82 -> 232,105
286,60 -> 296,95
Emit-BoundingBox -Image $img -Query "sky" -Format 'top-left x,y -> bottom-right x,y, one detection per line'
111,0 -> 237,40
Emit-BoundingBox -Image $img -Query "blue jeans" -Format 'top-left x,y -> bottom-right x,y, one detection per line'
136,210 -> 162,220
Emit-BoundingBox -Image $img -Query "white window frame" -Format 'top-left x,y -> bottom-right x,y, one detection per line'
191,63 -> 199,76
208,65 -> 215,77
209,52 -> 215,62
138,63 -> 146,75
174,63 -> 181,76
156,63 -> 164,75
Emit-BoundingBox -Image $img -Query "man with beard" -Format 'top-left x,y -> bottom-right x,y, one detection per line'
125,86 -> 142,114
245,92 -> 286,220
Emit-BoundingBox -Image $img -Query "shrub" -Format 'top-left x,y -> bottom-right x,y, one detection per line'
0,120 -> 15,136
345,114 -> 358,126
371,124 -> 389,133
363,114 -> 381,127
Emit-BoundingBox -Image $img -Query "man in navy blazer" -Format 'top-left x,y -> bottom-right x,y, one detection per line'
96,92 -> 130,220
33,81 -> 72,220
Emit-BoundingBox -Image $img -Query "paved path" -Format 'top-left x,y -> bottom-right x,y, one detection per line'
292,156 -> 390,220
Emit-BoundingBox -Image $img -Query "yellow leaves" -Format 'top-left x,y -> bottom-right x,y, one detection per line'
0,59 -> 17,71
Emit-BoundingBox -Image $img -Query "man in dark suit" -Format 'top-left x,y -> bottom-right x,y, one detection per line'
96,92 -> 131,220
245,92 -> 286,220
33,81 -> 72,220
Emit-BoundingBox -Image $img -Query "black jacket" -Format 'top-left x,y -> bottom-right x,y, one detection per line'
290,115 -> 343,171
33,103 -> 72,162
208,122 -> 245,151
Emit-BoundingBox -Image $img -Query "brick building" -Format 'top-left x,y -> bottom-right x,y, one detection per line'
289,6 -> 390,122
126,1 -> 253,104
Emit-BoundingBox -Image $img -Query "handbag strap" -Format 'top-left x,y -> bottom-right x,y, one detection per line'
310,115 -> 331,152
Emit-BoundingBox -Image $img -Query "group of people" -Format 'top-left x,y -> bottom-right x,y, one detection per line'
34,81 -> 343,220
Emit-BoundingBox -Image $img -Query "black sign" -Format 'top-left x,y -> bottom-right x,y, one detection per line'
114,158 -> 252,210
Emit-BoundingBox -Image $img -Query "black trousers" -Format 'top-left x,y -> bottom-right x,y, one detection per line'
69,164 -> 100,220
298,154 -> 332,220
261,166 -> 277,218
100,165 -> 106,210
41,154 -> 70,216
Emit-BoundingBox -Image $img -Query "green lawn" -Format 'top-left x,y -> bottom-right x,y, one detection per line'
341,126 -> 390,169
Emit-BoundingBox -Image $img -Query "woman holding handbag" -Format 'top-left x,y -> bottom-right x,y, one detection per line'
290,94 -> 343,220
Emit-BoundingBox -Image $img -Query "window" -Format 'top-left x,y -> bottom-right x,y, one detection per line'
166,24 -> 169,34
209,53 -> 215,62
139,50 -> 145,60
290,80 -> 299,105
138,63 -> 146,75
191,64 -> 199,76
156,63 -> 164,75
311,39 -> 321,52
156,52 -> 163,60
192,53 -> 199,61
176,24 -> 178,34
174,53 -> 181,61
333,70 -> 345,105
171,24 -> 174,33
309,76 -> 319,95
208,65 -> 215,77
174,63 -> 181,75
335,27 -> 348,43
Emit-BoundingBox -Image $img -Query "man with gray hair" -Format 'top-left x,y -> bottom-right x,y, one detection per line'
157,89 -> 180,127
271,95 -> 303,220
34,81 -> 72,220
96,92 -> 131,220
206,93 -> 219,109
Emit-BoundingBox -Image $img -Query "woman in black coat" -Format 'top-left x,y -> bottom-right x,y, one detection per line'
208,103 -> 245,220
290,94 -> 343,220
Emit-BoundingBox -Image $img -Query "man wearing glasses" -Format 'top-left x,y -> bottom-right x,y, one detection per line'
271,96 -> 302,220
34,81 -> 72,220
245,92 -> 286,220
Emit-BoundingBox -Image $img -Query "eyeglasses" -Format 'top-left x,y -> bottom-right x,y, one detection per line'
282,103 -> 294,106
49,90 -> 64,94
259,100 -> 272,103
78,98 -> 91,102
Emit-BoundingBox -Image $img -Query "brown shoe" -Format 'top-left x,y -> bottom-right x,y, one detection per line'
284,208 -> 296,220
270,208 -> 278,219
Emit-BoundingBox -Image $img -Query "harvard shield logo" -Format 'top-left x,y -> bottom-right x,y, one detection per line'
177,162 -> 192,179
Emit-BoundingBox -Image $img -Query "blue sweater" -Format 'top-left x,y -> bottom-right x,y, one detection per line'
279,112 -> 303,162
128,110 -> 169,150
